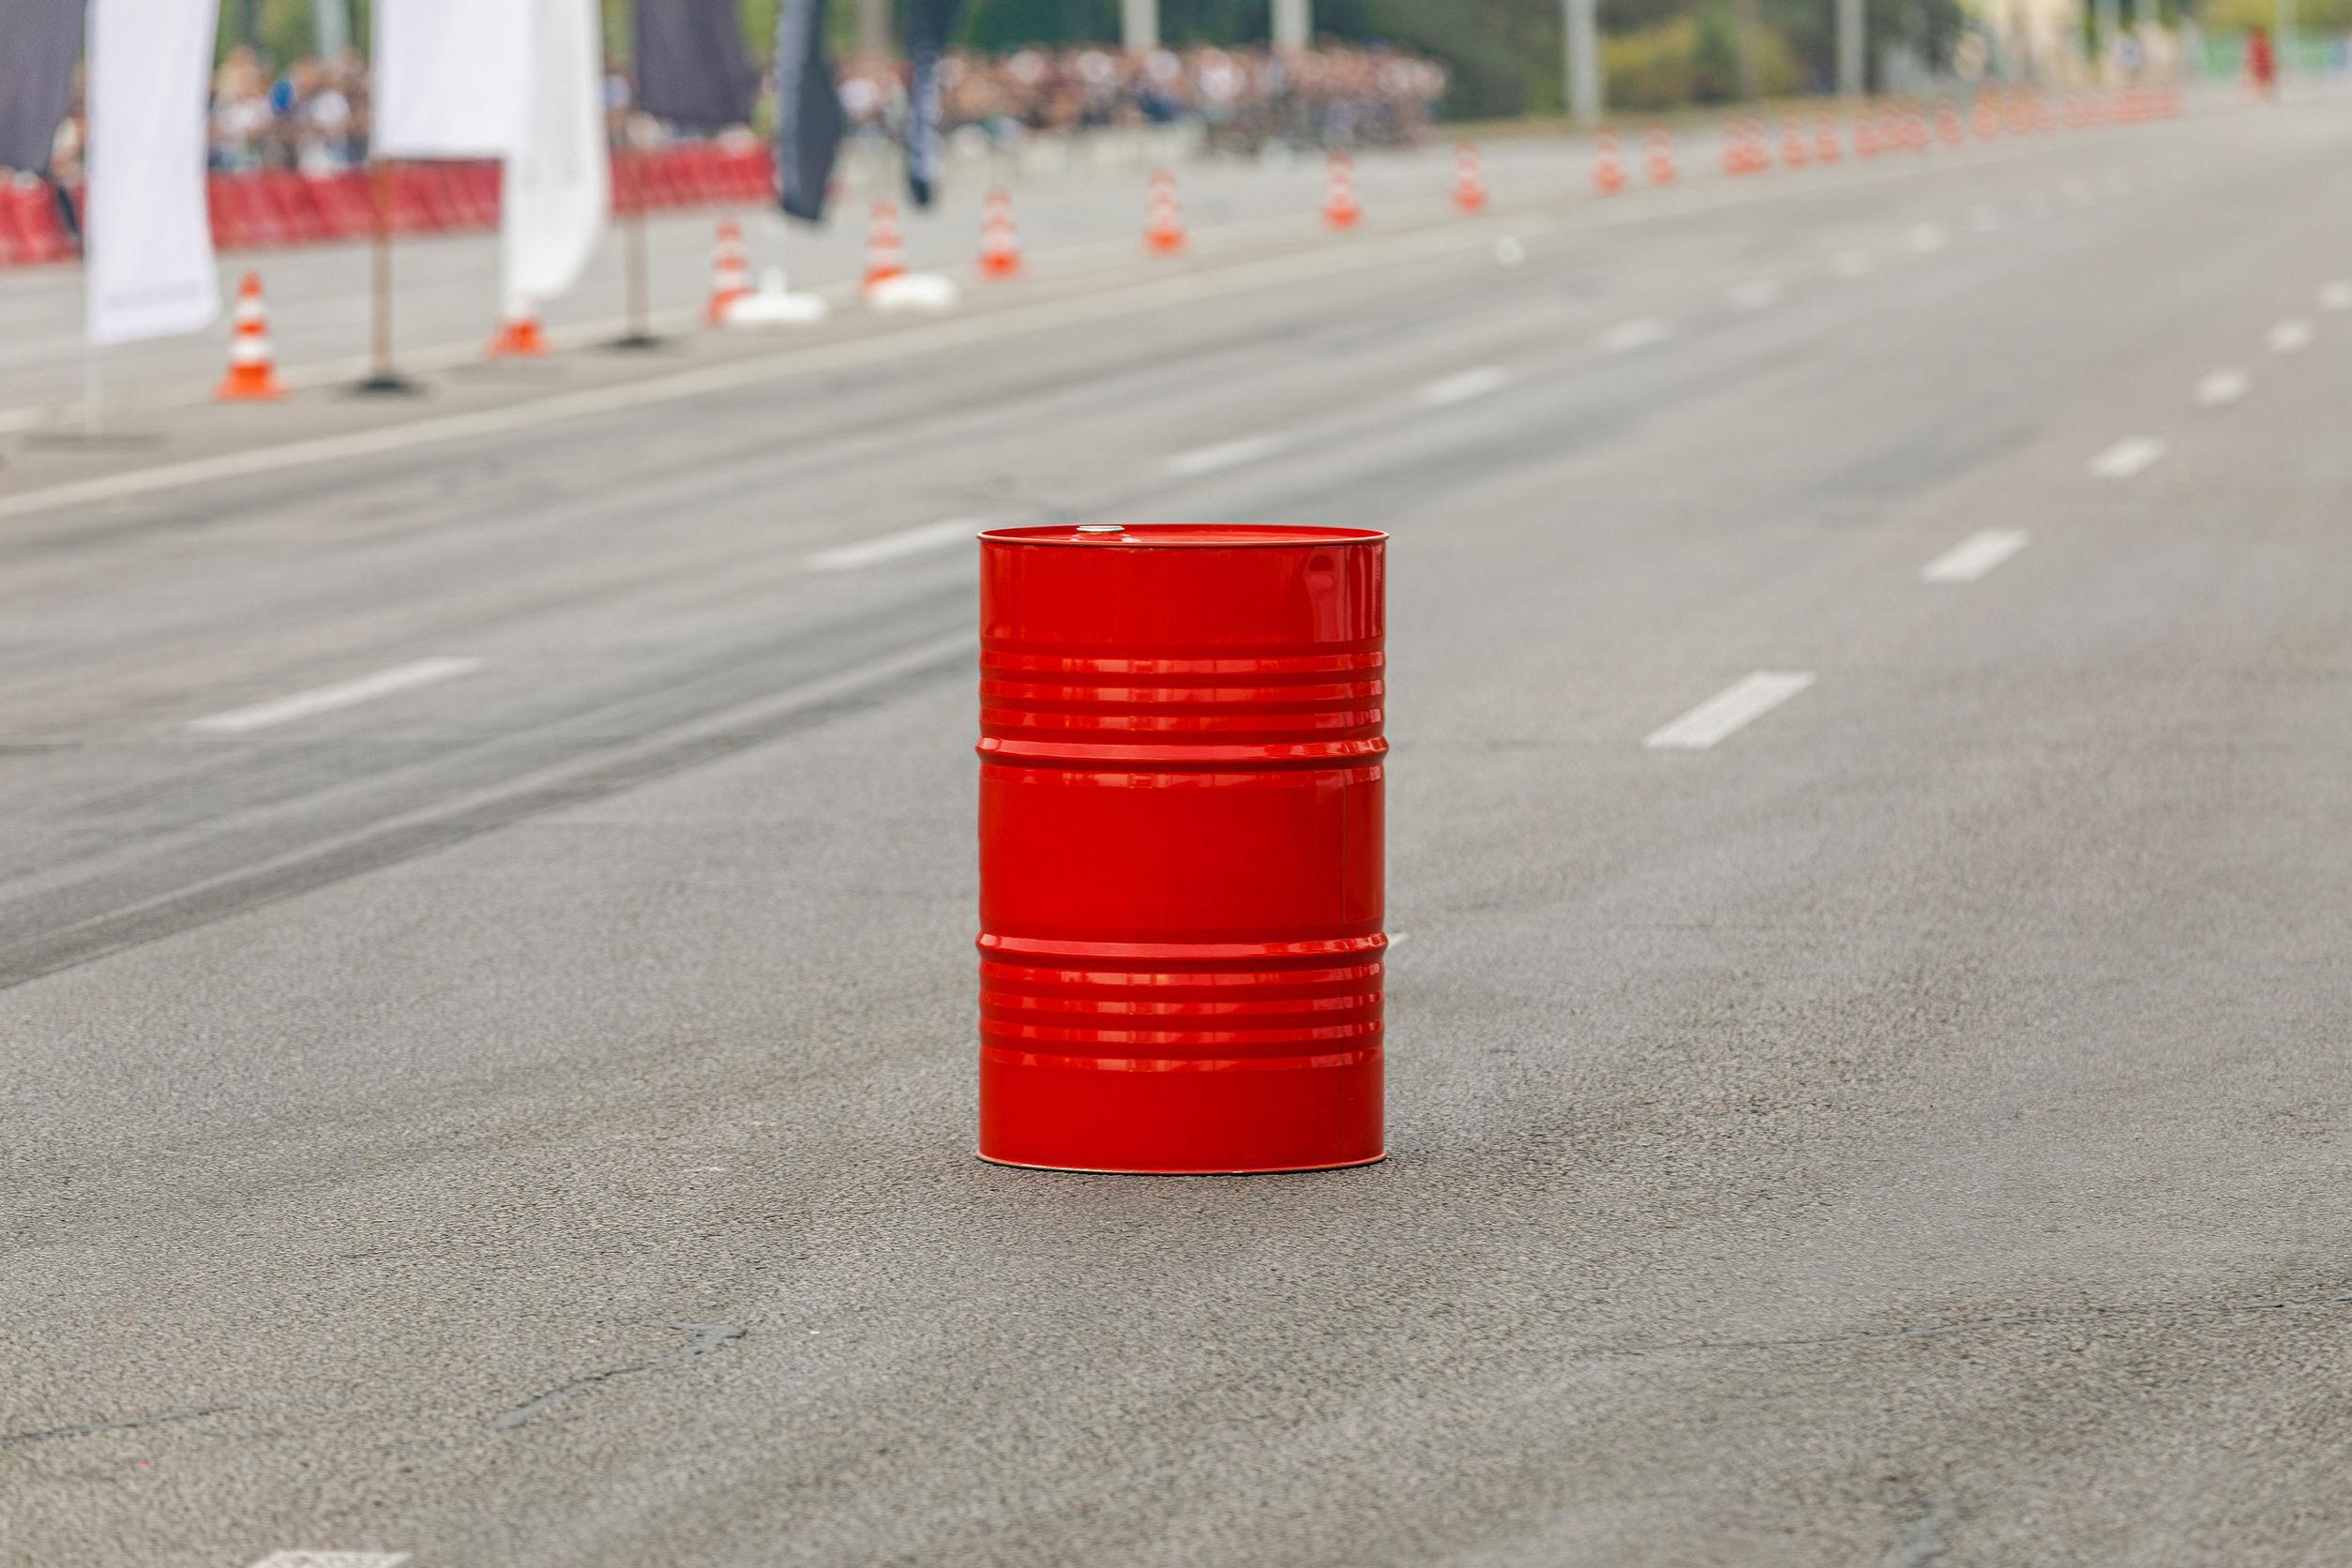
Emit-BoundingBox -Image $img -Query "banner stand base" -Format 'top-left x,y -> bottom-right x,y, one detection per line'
349,372 -> 425,397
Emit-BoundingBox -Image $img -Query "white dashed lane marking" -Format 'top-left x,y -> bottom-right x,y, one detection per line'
190,657 -> 483,734
2321,281 -> 2352,311
1598,318 -> 1672,354
807,517 -> 985,571
2089,437 -> 2165,479
1902,222 -> 1950,253
1645,671 -> 1817,750
1831,249 -> 1875,279
1163,433 -> 1289,477
1921,529 -> 2029,584
2195,369 -> 2250,407
1726,279 -> 1782,310
1416,366 -> 1510,408
2268,318 -> 2314,354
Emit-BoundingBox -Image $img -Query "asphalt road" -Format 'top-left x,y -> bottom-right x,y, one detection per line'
4,88 -> 2351,1568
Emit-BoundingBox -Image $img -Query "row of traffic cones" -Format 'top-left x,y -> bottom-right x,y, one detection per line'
219,84 -> 2184,390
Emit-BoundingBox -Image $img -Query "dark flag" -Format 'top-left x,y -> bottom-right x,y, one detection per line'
902,0 -> 963,209
0,0 -> 83,174
634,0 -> 756,131
772,0 -> 843,223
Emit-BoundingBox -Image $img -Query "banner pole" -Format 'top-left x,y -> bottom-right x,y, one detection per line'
611,136 -> 659,350
354,158 -> 421,393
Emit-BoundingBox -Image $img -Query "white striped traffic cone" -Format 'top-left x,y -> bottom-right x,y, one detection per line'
215,272 -> 285,401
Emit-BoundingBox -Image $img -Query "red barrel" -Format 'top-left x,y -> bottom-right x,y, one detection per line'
977,524 -> 1387,1173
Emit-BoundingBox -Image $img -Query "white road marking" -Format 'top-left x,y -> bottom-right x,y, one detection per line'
1644,671 -> 1816,750
2321,281 -> 2352,311
1598,317 -> 1671,353
191,657 -> 483,734
2267,318 -> 2314,354
2194,369 -> 2249,407
1831,248 -> 1875,278
247,1555 -> 411,1568
1163,433 -> 1289,477
2088,437 -> 2165,479
1416,365 -> 1510,408
1921,528 -> 2028,584
1726,279 -> 1782,310
1384,930 -> 1410,952
1902,222 -> 1950,253
807,516 -> 985,570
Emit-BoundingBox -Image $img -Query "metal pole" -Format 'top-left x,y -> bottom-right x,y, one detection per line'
858,0 -> 892,56
1838,0 -> 1867,95
2276,0 -> 2298,74
354,159 -> 420,394
312,0 -> 350,58
1122,0 -> 1160,51
1562,0 -> 1602,125
1272,0 -> 1311,52
611,142 -> 659,350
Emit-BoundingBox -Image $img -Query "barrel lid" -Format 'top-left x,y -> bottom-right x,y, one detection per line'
980,524 -> 1386,549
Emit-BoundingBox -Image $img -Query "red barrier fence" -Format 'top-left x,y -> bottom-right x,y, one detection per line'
0,144 -> 776,268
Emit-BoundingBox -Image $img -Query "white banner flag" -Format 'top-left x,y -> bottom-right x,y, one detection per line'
83,0 -> 220,346
372,0 -> 532,158
502,0 -> 610,315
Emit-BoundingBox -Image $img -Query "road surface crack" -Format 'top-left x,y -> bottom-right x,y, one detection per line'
0,1402 -> 253,1448
486,1320 -> 746,1432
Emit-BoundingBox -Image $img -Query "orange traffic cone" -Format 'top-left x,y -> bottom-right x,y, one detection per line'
1143,168 -> 1186,255
1970,98 -> 2000,139
1935,105 -> 1965,146
1644,127 -> 1678,186
978,187 -> 1023,279
1593,129 -> 1627,193
1814,113 -> 1843,162
1452,142 -> 1487,213
1323,150 -> 1362,229
864,200 -> 909,292
214,272 -> 285,400
487,307 -> 549,358
1854,111 -> 1882,158
706,218 -> 749,324
1779,116 -> 1811,168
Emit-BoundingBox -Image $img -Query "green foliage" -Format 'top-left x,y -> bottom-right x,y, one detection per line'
2205,0 -> 2352,27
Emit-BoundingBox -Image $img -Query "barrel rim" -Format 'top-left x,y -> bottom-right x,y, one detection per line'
979,523 -> 1387,550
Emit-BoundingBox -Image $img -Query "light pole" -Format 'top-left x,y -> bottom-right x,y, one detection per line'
312,0 -> 350,58
1123,0 -> 1161,50
1273,0 -> 1312,51
1837,0 -> 1866,95
1563,0 -> 1602,125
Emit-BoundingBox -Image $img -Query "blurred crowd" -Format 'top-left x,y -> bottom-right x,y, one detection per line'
905,44 -> 1446,150
23,39 -> 1444,183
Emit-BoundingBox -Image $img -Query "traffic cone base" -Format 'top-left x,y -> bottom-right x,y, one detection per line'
864,201 -> 910,292
1323,153 -> 1363,229
1453,143 -> 1488,213
488,316 -> 549,358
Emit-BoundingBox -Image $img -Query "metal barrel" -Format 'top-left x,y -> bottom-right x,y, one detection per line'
976,524 -> 1388,1173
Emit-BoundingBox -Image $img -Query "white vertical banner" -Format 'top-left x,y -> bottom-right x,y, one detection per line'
372,0 -> 532,158
501,0 -> 610,316
83,0 -> 221,346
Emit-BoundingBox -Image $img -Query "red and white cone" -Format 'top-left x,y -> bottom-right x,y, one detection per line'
1644,127 -> 1678,186
1452,142 -> 1488,213
863,200 -> 909,293
706,218 -> 750,325
1144,169 -> 1187,255
1592,129 -> 1627,194
1323,150 -> 1363,229
1814,113 -> 1844,162
1780,116 -> 1812,168
215,272 -> 286,401
978,187 -> 1023,279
